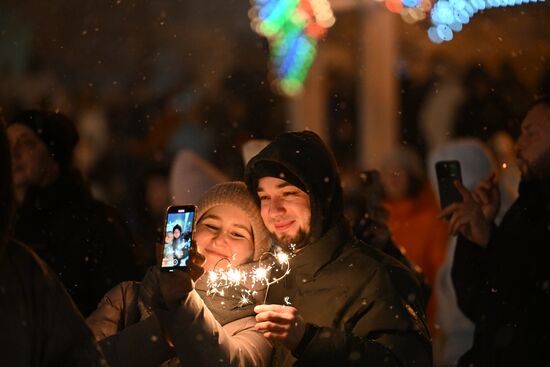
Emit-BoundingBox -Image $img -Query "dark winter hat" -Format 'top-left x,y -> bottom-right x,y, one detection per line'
245,130 -> 344,241
249,161 -> 307,194
8,110 -> 79,170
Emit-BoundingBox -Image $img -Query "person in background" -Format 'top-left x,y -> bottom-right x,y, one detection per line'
129,164 -> 172,275
0,120 -> 106,366
343,169 -> 430,299
6,110 -> 138,316
86,181 -> 273,367
442,97 -> 550,366
380,146 -> 448,335
427,139 -> 498,366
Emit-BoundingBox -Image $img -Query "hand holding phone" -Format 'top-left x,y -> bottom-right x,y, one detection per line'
435,160 -> 463,210
161,205 -> 196,272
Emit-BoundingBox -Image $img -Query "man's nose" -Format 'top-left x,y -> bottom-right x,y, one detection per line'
514,136 -> 525,155
269,196 -> 285,216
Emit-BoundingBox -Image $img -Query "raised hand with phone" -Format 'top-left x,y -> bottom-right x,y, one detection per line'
86,182 -> 273,367
436,160 -> 500,247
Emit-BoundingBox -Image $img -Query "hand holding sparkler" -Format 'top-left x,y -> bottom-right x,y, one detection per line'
254,304 -> 306,351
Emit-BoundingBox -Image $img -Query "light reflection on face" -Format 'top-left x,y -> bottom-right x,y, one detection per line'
195,205 -> 254,272
257,176 -> 311,250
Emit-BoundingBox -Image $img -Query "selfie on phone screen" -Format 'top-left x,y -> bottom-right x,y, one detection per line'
161,206 -> 195,270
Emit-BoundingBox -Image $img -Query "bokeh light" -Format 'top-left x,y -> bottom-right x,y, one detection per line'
250,0 -> 335,96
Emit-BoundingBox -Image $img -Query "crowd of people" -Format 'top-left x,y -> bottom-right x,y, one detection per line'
1,93 -> 549,367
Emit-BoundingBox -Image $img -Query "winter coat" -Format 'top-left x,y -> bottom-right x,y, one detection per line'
13,170 -> 138,316
266,221 -> 432,367
452,177 -> 550,366
87,266 -> 272,367
245,131 -> 432,367
0,240 -> 106,366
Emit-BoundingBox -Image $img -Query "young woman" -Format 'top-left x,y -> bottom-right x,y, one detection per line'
87,181 -> 273,367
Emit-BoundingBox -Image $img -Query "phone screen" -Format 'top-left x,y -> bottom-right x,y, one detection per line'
435,160 -> 463,210
161,205 -> 196,271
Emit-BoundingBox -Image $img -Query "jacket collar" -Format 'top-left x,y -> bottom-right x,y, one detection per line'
290,218 -> 351,278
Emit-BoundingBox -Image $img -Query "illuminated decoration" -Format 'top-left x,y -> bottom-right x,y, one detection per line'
250,0 -> 335,96
392,0 -> 546,43
206,247 -> 293,305
427,0 -> 545,43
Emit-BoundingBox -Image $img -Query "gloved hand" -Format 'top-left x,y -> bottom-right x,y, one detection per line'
158,242 -> 206,310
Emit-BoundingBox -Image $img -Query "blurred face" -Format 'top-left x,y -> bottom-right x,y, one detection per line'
165,232 -> 174,244
173,228 -> 181,239
515,104 -> 550,180
195,205 -> 254,271
7,123 -> 59,189
380,165 -> 409,200
146,176 -> 170,216
257,176 -> 311,251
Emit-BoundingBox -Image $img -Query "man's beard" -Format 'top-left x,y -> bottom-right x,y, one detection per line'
519,148 -> 550,181
271,228 -> 311,252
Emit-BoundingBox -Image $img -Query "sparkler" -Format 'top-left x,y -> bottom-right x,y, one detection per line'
206,247 -> 294,306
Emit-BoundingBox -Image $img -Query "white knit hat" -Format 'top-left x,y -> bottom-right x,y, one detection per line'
196,181 -> 271,260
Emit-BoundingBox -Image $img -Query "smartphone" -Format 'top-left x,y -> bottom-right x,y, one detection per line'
435,160 -> 463,210
161,204 -> 196,272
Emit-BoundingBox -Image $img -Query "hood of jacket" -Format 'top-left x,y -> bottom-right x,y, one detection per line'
245,131 -> 344,242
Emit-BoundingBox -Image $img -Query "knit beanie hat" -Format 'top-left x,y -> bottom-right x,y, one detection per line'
8,110 -> 79,170
196,181 -> 271,260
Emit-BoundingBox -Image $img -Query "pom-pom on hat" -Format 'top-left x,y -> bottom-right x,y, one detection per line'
196,181 -> 271,261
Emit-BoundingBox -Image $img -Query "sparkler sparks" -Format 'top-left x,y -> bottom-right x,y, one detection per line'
206,246 -> 295,305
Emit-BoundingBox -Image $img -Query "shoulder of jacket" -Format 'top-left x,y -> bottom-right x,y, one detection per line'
101,280 -> 141,308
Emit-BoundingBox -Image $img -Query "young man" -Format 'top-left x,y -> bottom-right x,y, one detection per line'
245,131 -> 432,366
441,98 -> 550,366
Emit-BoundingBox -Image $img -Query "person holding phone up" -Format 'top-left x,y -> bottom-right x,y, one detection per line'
438,97 -> 550,366
86,182 -> 273,367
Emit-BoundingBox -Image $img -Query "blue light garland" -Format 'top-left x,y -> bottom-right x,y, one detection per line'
426,0 -> 546,43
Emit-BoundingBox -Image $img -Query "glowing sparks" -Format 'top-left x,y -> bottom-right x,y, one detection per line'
206,248 -> 295,305
253,267 -> 269,282
275,251 -> 289,265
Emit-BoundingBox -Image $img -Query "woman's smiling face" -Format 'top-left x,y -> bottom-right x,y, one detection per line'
195,204 -> 255,271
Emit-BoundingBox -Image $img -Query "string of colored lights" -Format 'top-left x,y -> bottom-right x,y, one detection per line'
429,0 -> 545,43
250,0 -> 335,96
388,0 -> 546,43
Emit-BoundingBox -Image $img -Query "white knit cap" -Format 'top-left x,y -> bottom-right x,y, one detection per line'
196,181 -> 271,260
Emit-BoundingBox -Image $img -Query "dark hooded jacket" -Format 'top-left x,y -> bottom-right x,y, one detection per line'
13,169 -> 138,316
0,123 -> 106,366
452,176 -> 550,366
245,131 -> 432,367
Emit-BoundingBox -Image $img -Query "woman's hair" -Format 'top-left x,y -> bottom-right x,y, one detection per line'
0,120 -> 15,247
